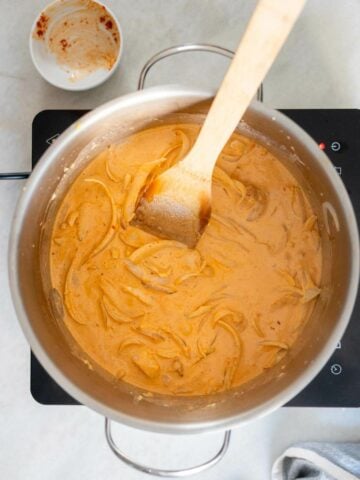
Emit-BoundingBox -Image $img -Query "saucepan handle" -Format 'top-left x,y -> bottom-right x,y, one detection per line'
0,172 -> 30,180
137,43 -> 263,101
105,418 -> 232,477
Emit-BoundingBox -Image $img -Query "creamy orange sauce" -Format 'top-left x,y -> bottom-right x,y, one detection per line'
50,124 -> 322,396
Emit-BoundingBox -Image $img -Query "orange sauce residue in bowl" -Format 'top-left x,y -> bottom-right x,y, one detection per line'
34,0 -> 120,81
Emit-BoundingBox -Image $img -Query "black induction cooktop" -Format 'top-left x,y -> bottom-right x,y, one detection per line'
30,109 -> 360,407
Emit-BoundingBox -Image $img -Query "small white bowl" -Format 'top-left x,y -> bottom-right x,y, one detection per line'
29,0 -> 123,91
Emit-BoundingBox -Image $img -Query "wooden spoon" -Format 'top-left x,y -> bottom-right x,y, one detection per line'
133,0 -> 307,247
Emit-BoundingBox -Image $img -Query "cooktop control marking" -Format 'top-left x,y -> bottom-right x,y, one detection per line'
335,166 -> 342,175
331,141 -> 342,152
330,364 -> 343,376
45,133 -> 60,145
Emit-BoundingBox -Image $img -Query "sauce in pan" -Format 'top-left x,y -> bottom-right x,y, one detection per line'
50,124 -> 322,395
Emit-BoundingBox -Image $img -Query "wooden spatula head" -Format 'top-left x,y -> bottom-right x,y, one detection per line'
133,162 -> 211,247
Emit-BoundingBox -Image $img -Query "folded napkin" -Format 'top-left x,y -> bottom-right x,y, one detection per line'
272,443 -> 360,480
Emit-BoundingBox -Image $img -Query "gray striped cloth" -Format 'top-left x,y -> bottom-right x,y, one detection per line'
272,443 -> 360,480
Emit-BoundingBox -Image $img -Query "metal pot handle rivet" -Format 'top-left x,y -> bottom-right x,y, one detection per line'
105,418 -> 232,477
137,43 -> 263,102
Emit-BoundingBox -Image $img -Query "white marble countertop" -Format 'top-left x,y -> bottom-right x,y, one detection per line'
1,1 -> 360,478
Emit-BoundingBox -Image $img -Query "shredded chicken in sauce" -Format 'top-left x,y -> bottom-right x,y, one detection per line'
50,124 -> 322,395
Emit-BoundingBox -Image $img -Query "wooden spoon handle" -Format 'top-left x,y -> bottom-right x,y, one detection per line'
183,0 -> 307,175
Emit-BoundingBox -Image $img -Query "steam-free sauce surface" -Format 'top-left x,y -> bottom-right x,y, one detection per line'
50,124 -> 322,395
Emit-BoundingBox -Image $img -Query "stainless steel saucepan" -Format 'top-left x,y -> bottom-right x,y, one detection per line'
8,45 -> 359,477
